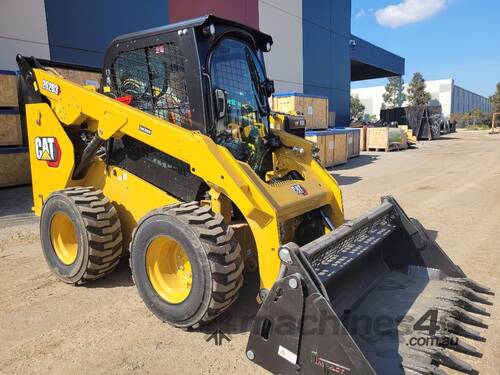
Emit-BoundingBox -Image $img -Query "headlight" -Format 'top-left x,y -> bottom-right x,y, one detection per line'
292,146 -> 305,155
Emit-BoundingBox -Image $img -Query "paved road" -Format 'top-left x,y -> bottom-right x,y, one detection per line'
0,130 -> 499,374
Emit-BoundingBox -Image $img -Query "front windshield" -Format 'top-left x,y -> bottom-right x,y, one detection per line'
210,38 -> 269,135
210,38 -> 273,179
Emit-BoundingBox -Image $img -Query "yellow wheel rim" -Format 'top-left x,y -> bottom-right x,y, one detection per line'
146,236 -> 192,304
50,212 -> 78,265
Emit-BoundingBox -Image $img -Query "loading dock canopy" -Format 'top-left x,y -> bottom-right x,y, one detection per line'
350,35 -> 405,81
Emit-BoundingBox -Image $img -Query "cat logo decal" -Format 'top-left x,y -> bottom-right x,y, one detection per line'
35,137 -> 62,167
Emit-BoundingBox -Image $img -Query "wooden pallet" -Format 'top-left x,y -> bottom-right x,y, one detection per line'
368,142 -> 408,152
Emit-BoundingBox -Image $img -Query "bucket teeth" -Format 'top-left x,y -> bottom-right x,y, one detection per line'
444,317 -> 485,342
442,306 -> 488,329
443,285 -> 493,306
410,347 -> 479,375
437,333 -> 483,358
407,330 -> 482,358
401,347 -> 447,375
447,277 -> 495,296
439,295 -> 490,316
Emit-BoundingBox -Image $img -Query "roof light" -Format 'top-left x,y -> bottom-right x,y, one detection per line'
203,24 -> 216,36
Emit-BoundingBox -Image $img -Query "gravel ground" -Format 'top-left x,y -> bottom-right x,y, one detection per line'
0,130 -> 499,374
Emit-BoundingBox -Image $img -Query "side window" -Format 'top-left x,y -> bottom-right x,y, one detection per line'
111,43 -> 192,128
112,49 -> 151,112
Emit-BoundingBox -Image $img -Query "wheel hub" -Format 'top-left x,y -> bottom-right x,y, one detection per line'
50,212 -> 78,265
146,236 -> 192,304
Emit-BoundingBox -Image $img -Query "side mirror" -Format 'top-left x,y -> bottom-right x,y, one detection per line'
214,88 -> 227,119
262,79 -> 275,97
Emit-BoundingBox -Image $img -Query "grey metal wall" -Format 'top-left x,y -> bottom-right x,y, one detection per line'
0,0 -> 50,70
452,85 -> 492,114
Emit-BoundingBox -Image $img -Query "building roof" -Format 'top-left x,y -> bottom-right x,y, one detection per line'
350,35 -> 405,81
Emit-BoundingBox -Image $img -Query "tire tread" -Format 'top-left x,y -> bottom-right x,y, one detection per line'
58,187 -> 123,284
130,201 -> 244,327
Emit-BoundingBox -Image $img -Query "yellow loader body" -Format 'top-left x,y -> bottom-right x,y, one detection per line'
27,68 -> 343,290
18,15 -> 492,375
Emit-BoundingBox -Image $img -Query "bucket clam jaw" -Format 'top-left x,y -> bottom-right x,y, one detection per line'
247,196 -> 493,375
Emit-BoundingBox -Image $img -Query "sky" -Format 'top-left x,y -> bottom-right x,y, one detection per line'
350,0 -> 500,97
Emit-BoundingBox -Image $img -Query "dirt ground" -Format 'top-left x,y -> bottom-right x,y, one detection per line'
1,130 -> 499,374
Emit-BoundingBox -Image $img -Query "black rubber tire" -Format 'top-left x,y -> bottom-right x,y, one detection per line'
130,202 -> 244,328
40,187 -> 123,284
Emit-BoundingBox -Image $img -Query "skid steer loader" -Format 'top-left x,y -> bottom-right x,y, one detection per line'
17,15 -> 492,375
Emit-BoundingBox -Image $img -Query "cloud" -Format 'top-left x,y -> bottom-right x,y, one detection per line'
355,9 -> 366,20
375,0 -> 446,28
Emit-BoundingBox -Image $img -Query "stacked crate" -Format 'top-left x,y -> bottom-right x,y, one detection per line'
366,127 -> 408,152
344,128 -> 361,159
272,93 -> 328,131
305,129 -> 348,168
306,130 -> 330,167
0,62 -> 101,188
330,129 -> 348,166
0,70 -> 31,188
272,93 -> 348,167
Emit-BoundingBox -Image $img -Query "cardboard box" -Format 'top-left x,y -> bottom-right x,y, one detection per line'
0,71 -> 19,107
273,93 -> 328,130
0,109 -> 23,146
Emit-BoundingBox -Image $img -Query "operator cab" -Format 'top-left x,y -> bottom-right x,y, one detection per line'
103,15 -> 276,178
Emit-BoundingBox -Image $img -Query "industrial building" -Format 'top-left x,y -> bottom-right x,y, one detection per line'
0,0 -> 404,125
352,78 -> 492,119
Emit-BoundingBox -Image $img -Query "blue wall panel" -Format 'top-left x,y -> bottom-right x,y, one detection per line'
330,0 -> 351,36
302,0 -> 331,30
302,22 -> 331,89
303,0 -> 351,125
44,0 -> 169,68
330,33 -> 350,92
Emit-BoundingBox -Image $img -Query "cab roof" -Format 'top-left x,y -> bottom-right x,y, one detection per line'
109,15 -> 273,49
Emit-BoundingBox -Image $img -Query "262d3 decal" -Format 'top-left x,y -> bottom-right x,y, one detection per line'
35,137 -> 62,167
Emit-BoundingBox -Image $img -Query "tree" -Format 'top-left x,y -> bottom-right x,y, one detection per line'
490,82 -> 500,113
350,95 -> 365,121
471,108 -> 483,126
407,72 -> 431,106
462,112 -> 472,126
382,76 -> 406,109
